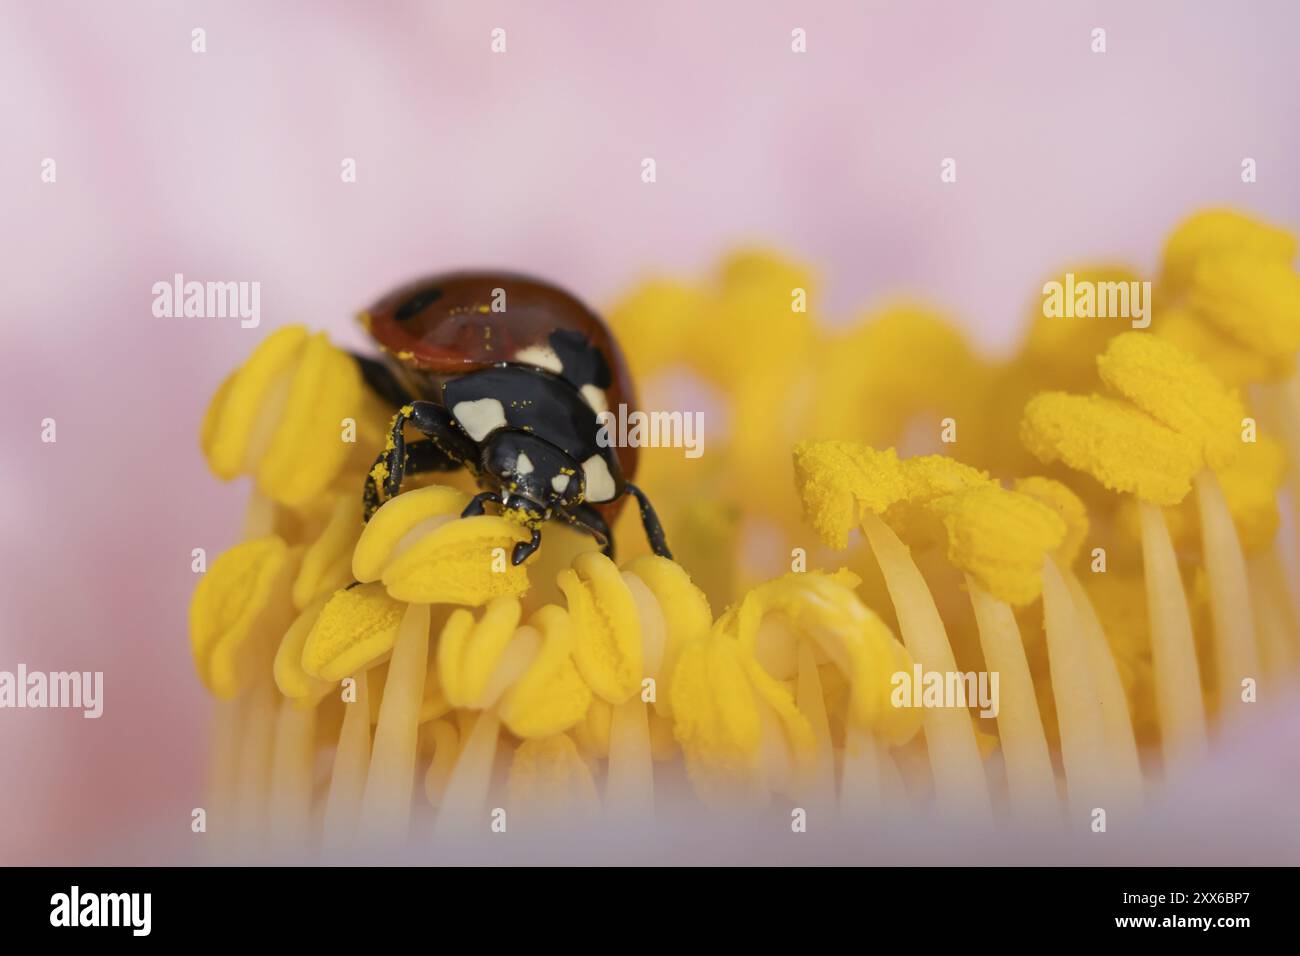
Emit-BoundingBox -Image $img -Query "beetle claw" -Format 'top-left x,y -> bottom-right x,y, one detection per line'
512,528 -> 542,565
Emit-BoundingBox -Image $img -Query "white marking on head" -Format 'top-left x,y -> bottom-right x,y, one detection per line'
514,345 -> 564,375
515,452 -> 534,475
582,455 -> 616,503
452,398 -> 507,442
580,384 -> 609,415
551,473 -> 570,494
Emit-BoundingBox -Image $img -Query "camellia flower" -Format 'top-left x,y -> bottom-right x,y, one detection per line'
190,207 -> 1300,858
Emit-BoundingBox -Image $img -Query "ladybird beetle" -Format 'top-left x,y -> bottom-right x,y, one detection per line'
352,272 -> 671,566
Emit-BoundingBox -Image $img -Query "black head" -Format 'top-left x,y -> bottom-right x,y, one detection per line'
480,430 -> 586,521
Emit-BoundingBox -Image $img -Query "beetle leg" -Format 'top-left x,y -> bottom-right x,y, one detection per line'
378,400 -> 477,502
460,490 -> 502,518
624,483 -> 672,560
349,352 -> 415,409
364,440 -> 464,520
555,504 -> 614,559
512,527 -> 543,566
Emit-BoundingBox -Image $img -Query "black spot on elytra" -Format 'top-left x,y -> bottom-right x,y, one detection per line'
394,286 -> 443,322
549,328 -> 611,388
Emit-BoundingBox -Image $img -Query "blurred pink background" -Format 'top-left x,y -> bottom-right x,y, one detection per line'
2,0 -> 1298,863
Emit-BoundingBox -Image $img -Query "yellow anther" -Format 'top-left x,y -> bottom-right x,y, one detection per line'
293,495 -> 362,610
300,582 -> 406,681
498,605 -> 593,738
1153,306 -> 1292,386
669,634 -> 764,805
928,485 -> 1065,605
1021,392 -> 1201,504
507,734 -> 600,812
436,598 -> 523,709
622,555 -> 712,717
1014,476 -> 1089,568
1161,209 -> 1296,293
274,597 -> 333,703
728,571 -> 920,744
1185,254 -> 1300,359
189,535 -> 297,698
202,326 -> 309,480
380,516 -> 531,605
352,484 -> 469,583
256,333 -> 362,507
885,454 -> 992,546
791,442 -> 908,548
1097,332 -> 1245,470
557,552 -> 643,704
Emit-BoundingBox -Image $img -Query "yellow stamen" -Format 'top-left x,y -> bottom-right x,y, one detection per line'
966,581 -> 1057,823
1014,476 -> 1089,568
1185,254 -> 1300,359
189,535 -> 297,699
1097,331 -> 1245,471
1193,470 -> 1261,717
1098,333 -> 1265,728
622,555 -> 712,718
232,677 -> 277,849
352,484 -> 468,581
669,635 -> 764,807
497,605 -> 593,739
434,711 -> 501,838
791,442 -> 908,548
422,719 -> 461,809
1059,567 -> 1144,807
436,598 -> 523,709
1137,500 -> 1208,765
859,514 -> 992,820
273,597 -> 333,704
203,326 -> 309,480
929,484 -> 1065,605
791,442 -> 991,820
507,734 -> 600,825
301,582 -> 405,682
358,602 -> 430,843
381,516 -> 531,605
293,495 -> 362,610
1160,208 -> 1295,293
267,694 -> 316,853
1040,557 -> 1110,816
557,552 -> 644,704
1021,392 -> 1201,505
321,669 -> 371,855
256,333 -> 362,507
